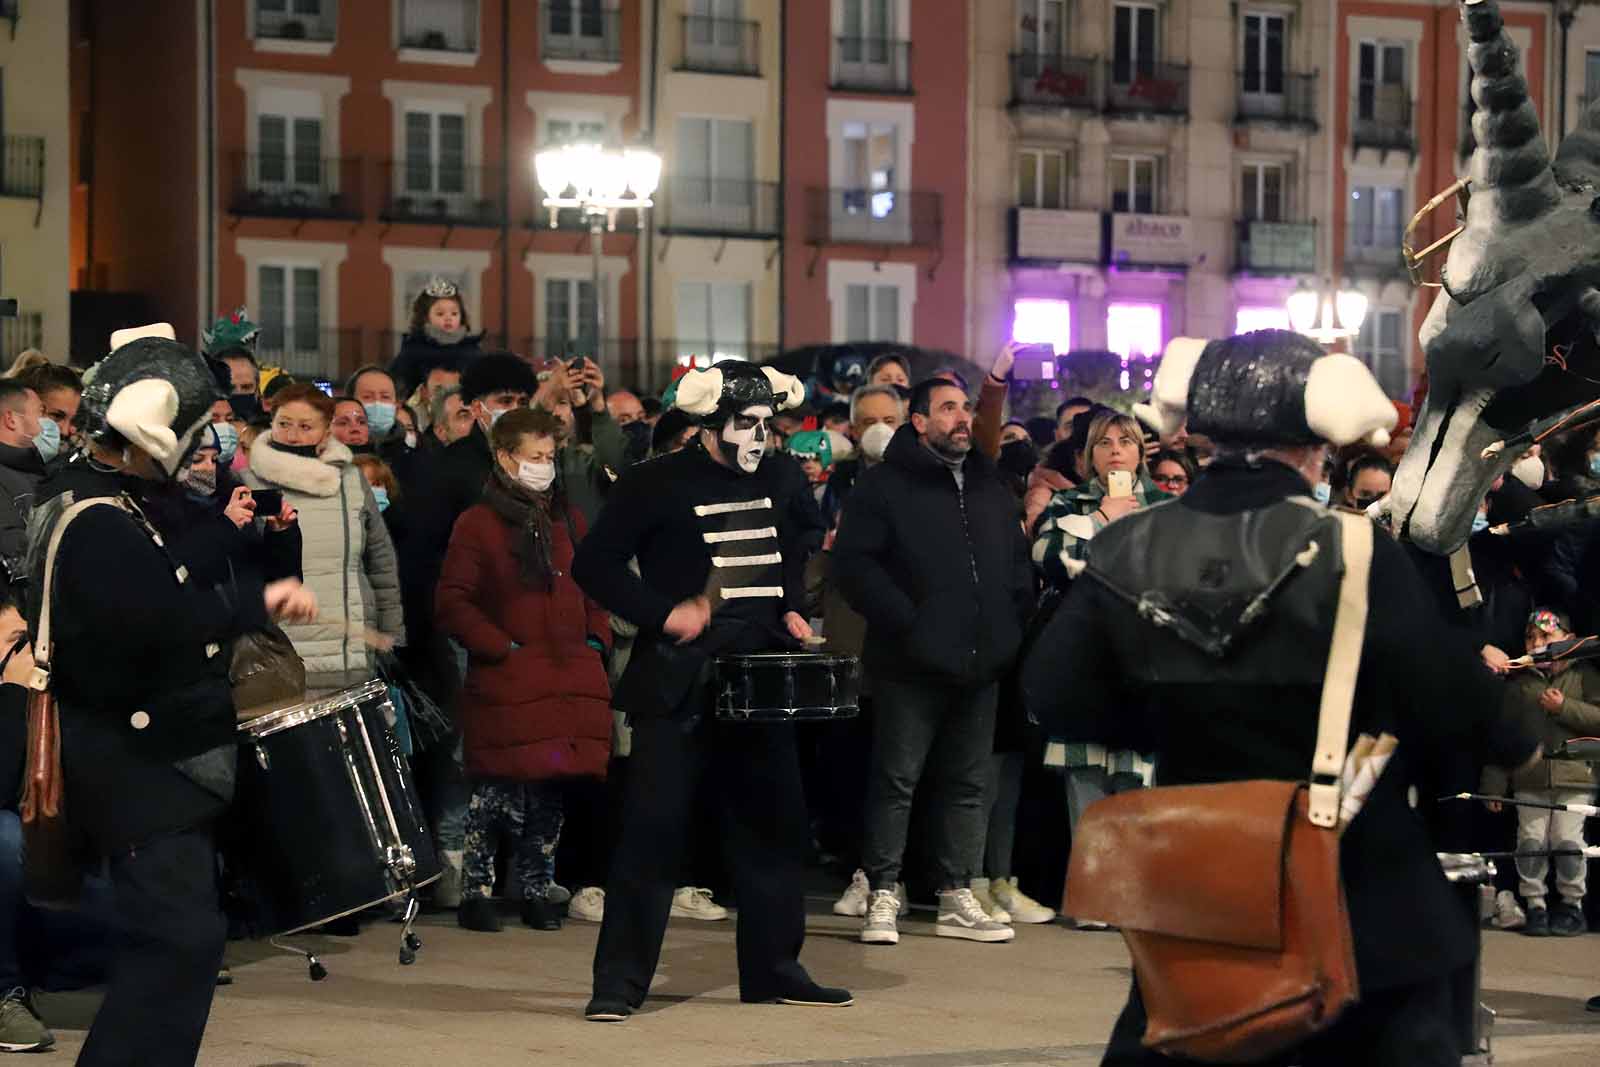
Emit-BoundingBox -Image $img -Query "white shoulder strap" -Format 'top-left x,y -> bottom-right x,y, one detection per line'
1307,512 -> 1374,828
31,497 -> 125,686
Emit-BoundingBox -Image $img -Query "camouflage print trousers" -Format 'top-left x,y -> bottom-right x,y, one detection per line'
461,781 -> 566,901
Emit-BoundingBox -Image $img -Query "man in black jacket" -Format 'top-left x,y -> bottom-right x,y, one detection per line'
833,378 -> 1033,947
1023,330 -> 1539,1066
573,361 -> 850,1022
0,382 -> 51,589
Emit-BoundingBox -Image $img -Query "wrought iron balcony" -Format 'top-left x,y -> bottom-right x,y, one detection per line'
1235,70 -> 1318,129
678,15 -> 759,76
0,136 -> 43,200
1105,62 -> 1189,117
380,162 -> 504,227
806,187 -> 941,247
522,337 -> 641,387
1009,53 -> 1098,110
1235,219 -> 1317,274
255,1 -> 337,42
831,37 -> 912,93
1352,93 -> 1413,153
398,0 -> 477,52
228,153 -> 363,220
254,326 -> 364,380
542,4 -> 621,64
657,179 -> 779,238
1345,220 -> 1407,277
657,340 -> 782,371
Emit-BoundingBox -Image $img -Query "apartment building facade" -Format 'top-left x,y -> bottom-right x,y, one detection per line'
0,0 -> 70,365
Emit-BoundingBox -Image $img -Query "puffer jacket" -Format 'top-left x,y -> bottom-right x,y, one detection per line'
1483,661 -> 1600,793
246,436 -> 405,692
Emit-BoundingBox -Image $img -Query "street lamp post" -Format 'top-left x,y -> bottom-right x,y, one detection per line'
534,144 -> 662,374
1286,277 -> 1368,348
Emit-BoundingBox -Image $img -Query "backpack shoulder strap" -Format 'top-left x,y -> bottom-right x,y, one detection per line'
31,497 -> 126,686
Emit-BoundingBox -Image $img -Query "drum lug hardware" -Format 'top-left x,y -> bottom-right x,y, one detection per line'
254,744 -> 270,771
386,844 -> 417,878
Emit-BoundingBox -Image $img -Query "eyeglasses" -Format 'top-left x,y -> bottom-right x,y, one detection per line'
1153,474 -> 1188,488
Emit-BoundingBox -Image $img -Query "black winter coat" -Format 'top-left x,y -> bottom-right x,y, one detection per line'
388,331 -> 485,397
833,425 -> 1032,687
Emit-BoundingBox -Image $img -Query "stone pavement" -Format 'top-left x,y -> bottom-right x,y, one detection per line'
32,901 -> 1600,1066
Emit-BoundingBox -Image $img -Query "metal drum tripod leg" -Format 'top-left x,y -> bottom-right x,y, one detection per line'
398,890 -> 422,965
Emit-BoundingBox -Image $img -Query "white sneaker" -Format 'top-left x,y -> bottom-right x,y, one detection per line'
1491,889 -> 1526,931
992,877 -> 1056,924
936,888 -> 1015,942
671,887 -> 729,921
861,889 -> 901,945
834,870 -> 871,917
570,886 -> 605,923
969,878 -> 1012,925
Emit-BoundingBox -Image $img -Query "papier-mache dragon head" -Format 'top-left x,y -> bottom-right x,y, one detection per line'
1389,0 -> 1600,554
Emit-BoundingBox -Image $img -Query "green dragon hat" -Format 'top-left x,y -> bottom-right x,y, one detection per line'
202,306 -> 260,356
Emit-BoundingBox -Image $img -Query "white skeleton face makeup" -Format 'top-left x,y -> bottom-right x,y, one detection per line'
720,404 -> 773,474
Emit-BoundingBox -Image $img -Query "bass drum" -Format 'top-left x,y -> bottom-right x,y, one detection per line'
713,652 -> 861,722
234,681 -> 440,936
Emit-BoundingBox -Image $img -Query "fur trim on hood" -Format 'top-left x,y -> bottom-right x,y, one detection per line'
249,436 -> 352,497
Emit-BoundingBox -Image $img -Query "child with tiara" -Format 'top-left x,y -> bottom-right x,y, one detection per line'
390,276 -> 485,402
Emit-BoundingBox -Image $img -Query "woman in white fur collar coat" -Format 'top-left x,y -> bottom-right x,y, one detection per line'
245,382 -> 405,694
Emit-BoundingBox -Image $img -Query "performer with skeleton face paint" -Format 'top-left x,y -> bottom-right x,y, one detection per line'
572,360 -> 852,1021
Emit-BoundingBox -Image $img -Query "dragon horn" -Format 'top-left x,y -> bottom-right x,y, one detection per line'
1460,0 -> 1559,223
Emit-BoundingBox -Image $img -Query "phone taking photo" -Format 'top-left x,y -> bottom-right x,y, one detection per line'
1011,344 -> 1057,381
251,488 -> 285,517
1106,470 -> 1135,498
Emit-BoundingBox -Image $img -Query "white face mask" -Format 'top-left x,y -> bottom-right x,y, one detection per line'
1511,453 -> 1545,490
720,405 -> 773,474
517,459 -> 556,493
860,422 -> 895,463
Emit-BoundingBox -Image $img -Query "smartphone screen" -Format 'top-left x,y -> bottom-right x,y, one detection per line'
251,488 -> 284,516
1012,344 -> 1057,381
1106,470 -> 1135,498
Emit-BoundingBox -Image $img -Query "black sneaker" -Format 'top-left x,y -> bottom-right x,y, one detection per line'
742,979 -> 855,1007
521,896 -> 563,931
1586,994 -> 1600,1013
457,897 -> 502,933
1523,905 -> 1551,937
1550,901 -> 1587,937
584,997 -> 631,1022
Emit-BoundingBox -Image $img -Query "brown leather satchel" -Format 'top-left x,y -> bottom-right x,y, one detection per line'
1065,512 -> 1372,1063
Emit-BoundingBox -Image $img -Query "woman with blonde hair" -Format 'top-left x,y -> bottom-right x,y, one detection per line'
3,350 -> 49,378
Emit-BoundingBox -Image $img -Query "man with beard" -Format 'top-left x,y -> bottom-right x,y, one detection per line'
572,360 -> 852,1022
833,378 -> 1033,947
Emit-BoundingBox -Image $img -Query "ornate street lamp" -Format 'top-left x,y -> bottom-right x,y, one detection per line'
1286,277 -> 1368,346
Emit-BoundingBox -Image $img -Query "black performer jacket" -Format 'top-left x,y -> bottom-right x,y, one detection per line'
1022,457 -> 1538,993
573,442 -> 812,720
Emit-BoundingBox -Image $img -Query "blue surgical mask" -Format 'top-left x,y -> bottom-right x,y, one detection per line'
371,486 -> 391,513
1312,482 -> 1331,505
1588,453 -> 1600,479
32,418 -> 61,464
212,421 -> 240,464
1472,511 -> 1490,534
364,402 -> 397,437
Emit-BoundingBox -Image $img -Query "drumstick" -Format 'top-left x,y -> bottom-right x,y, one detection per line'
1440,791 -> 1600,818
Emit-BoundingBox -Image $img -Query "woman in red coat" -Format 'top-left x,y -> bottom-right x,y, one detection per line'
436,406 -> 612,933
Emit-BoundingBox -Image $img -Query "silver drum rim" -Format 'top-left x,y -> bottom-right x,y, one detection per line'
239,679 -> 389,740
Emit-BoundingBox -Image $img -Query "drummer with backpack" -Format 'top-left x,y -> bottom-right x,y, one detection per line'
571,360 -> 852,1022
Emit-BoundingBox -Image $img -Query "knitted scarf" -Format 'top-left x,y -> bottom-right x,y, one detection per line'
480,463 -> 575,591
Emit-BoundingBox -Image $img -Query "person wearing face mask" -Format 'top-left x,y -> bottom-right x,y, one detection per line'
1341,454 -> 1394,515
819,385 -> 905,529
435,408 -> 612,934
0,382 -> 54,588
244,383 -> 403,696
346,366 -> 419,481
572,361 -> 851,1021
389,278 -> 485,400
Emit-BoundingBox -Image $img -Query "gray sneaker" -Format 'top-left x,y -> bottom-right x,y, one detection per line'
0,988 -> 52,1052
937,887 -> 1015,943
860,889 -> 901,945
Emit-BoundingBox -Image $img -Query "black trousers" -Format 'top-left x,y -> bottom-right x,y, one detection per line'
79,828 -> 227,1067
1102,975 -> 1462,1067
593,715 -> 811,1006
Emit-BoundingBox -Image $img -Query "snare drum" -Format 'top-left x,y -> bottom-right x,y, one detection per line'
233,681 -> 440,935
714,652 -> 861,722
1438,852 -> 1496,1064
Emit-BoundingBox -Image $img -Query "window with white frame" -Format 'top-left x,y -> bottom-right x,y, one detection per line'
258,264 -> 322,355
687,0 -> 746,63
399,0 -> 478,52
676,282 -> 751,363
545,277 -> 598,357
1348,184 -> 1403,256
1241,12 -> 1285,97
845,283 -> 901,343
1018,147 -> 1068,209
840,0 -> 895,61
1357,41 -> 1407,122
257,0 -> 334,39
1354,306 -> 1407,399
1111,3 -> 1158,85
840,120 -> 899,218
1018,0 -> 1064,56
1110,154 -> 1157,213
676,117 -> 754,211
1241,162 -> 1285,222
546,0 -> 608,47
543,116 -> 608,146
404,106 -> 467,196
1586,50 -> 1600,104
255,87 -> 323,190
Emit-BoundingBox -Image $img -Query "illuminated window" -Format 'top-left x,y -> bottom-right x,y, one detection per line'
1235,306 -> 1290,333
1106,302 -> 1162,390
1012,298 -> 1071,351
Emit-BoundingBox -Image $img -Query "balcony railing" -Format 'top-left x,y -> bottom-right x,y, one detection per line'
678,15 -> 759,76
541,4 -> 621,64
255,326 -> 364,380
0,136 -> 44,200
380,162 -> 504,227
398,0 -> 478,53
1009,53 -> 1098,110
1,312 -> 42,371
831,37 -> 912,93
1236,219 -> 1316,274
1236,70 -> 1318,129
228,152 -> 363,220
806,187 -> 941,247
1352,94 -> 1413,153
1345,222 -> 1406,277
657,340 -> 782,371
657,178 -> 780,238
522,337 -> 641,388
530,203 -> 644,232
256,2 -> 337,42
1105,62 -> 1189,116
377,329 -> 509,361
